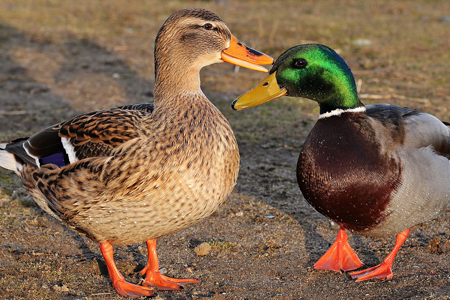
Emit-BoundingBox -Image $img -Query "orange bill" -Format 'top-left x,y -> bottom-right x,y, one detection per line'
221,35 -> 273,72
232,72 -> 287,110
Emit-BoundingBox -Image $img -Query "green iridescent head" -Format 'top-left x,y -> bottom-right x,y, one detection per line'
232,44 -> 364,114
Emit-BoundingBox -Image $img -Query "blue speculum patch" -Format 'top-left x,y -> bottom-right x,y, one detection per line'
40,152 -> 69,167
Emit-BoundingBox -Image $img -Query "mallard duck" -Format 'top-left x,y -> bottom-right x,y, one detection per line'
0,8 -> 273,298
232,44 -> 450,281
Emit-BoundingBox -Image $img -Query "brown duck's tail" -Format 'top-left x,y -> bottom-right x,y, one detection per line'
0,142 -> 20,174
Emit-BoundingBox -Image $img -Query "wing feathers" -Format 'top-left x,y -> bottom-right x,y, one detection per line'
5,139 -> 39,168
402,110 -> 450,154
3,104 -> 154,168
366,104 -> 450,157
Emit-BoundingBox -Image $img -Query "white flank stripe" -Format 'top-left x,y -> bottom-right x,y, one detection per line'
318,106 -> 366,119
22,142 -> 40,167
61,137 -> 78,164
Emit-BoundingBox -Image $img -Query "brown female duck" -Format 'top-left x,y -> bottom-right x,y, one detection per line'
0,8 -> 273,298
232,44 -> 450,282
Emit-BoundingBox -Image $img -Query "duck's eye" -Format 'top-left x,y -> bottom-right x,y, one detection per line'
203,23 -> 213,30
293,58 -> 308,69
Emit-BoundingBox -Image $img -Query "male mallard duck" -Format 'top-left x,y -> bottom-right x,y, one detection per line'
232,44 -> 450,281
0,8 -> 273,298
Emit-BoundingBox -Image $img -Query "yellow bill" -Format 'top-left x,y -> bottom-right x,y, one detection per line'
232,72 -> 287,110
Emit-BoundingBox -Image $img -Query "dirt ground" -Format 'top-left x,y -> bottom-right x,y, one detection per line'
1,0 -> 450,299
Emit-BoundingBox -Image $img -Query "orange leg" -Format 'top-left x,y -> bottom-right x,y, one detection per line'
140,239 -> 199,290
351,229 -> 409,281
314,226 -> 364,272
99,241 -> 154,298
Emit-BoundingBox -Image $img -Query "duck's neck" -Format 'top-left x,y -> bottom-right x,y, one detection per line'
318,106 -> 366,119
318,94 -> 364,116
153,54 -> 203,103
317,74 -> 364,116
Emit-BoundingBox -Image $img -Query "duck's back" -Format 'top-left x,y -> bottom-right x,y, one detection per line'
297,104 -> 450,238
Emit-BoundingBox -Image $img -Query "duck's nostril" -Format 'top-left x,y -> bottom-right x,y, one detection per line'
237,42 -> 243,46
262,82 -> 269,87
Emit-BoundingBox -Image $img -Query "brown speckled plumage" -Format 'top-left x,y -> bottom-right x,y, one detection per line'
0,8 -> 272,298
22,94 -> 238,245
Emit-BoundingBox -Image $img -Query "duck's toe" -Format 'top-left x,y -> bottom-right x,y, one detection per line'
143,271 -> 199,290
350,261 -> 394,281
113,279 -> 156,298
351,229 -> 409,281
314,227 -> 363,272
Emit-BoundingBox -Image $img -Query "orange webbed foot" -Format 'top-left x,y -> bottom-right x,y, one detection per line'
141,239 -> 199,290
113,279 -> 155,298
350,229 -> 410,282
314,226 -> 363,272
140,268 -> 199,290
350,261 -> 393,281
100,241 -> 156,298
